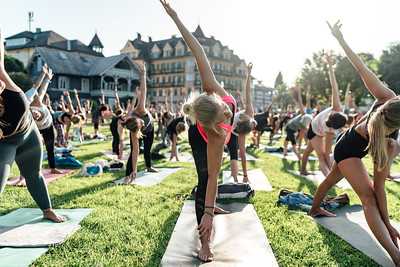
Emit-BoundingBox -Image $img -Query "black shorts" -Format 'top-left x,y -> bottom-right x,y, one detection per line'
306,124 -> 316,140
334,126 -> 368,164
285,127 -> 297,145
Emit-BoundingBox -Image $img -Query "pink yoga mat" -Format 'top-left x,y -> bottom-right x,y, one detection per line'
7,169 -> 78,186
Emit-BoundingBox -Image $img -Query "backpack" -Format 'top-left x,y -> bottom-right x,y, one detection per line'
78,163 -> 102,177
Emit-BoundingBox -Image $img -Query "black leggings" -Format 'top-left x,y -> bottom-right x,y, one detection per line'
40,124 -> 56,169
110,124 -> 119,155
189,124 -> 208,225
226,133 -> 238,160
126,128 -> 155,175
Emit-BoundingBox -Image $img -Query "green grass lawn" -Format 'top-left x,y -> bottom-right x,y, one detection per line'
2,125 -> 400,266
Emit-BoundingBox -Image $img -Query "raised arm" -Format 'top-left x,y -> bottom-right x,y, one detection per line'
169,88 -> 174,113
306,85 -> 311,110
237,89 -> 245,110
327,20 -> 395,101
114,86 -> 122,111
294,85 -> 305,115
160,0 -> 226,97
63,90 -> 75,114
244,63 -> 254,117
325,54 -> 341,112
34,67 -> 53,104
134,60 -> 147,114
100,90 -> 105,105
74,89 -> 84,114
343,83 -> 351,112
0,27 -> 20,93
33,64 -> 48,90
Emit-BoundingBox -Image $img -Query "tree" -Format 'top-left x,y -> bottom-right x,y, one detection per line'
4,55 -> 26,73
274,71 -> 284,88
378,42 -> 400,94
297,50 -> 378,107
9,72 -> 33,92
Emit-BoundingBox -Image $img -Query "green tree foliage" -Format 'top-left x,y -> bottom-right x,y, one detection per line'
274,71 -> 284,88
273,72 -> 296,109
378,42 -> 400,94
297,50 -> 378,107
4,55 -> 26,73
9,72 -> 33,92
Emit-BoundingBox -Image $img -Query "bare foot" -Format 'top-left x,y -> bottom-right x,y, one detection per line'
300,170 -> 313,175
146,167 -> 159,173
388,174 -> 400,180
51,168 -> 63,174
308,207 -> 336,217
17,175 -> 26,186
198,236 -> 213,262
42,208 -> 67,222
214,206 -> 230,214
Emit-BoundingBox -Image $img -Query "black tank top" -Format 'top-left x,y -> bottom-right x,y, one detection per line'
0,89 -> 30,137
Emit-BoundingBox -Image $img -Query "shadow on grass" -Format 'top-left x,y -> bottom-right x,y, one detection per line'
147,210 -> 181,266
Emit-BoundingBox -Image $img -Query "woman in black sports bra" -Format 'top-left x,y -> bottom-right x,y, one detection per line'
309,21 -> 400,266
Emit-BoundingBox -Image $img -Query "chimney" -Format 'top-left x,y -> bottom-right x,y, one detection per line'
36,28 -> 41,33
148,36 -> 152,43
137,32 -> 141,41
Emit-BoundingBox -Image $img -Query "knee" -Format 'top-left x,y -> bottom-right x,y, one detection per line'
359,188 -> 378,207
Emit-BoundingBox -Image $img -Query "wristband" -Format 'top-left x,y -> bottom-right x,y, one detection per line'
204,206 -> 215,209
204,210 -> 215,217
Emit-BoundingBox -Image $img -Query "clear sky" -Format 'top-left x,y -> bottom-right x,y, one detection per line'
2,0 -> 400,87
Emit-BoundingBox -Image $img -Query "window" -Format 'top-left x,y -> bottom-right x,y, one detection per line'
186,73 -> 194,81
36,58 -> 42,72
164,50 -> 171,57
131,51 -> 136,58
81,78 -> 90,92
150,52 -> 159,58
16,52 -> 20,60
6,38 -> 27,47
187,59 -> 194,67
23,52 -> 28,60
59,76 -> 70,89
213,50 -> 219,57
176,49 -> 183,55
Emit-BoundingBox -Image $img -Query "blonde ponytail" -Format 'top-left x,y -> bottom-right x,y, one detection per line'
367,97 -> 400,171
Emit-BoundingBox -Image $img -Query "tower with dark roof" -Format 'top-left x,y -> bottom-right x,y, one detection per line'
89,33 -> 104,53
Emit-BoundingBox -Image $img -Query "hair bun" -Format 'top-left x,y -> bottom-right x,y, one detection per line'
183,102 -> 194,115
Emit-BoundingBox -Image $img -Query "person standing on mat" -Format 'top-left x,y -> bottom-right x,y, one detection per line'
0,26 -> 66,222
300,53 -> 347,177
309,21 -> 400,266
92,91 -> 108,138
229,62 -> 258,183
121,60 -> 158,185
160,0 -> 235,262
283,86 -> 312,161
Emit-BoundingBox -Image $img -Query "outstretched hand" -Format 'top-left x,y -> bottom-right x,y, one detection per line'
327,20 -> 343,40
160,0 -> 178,19
247,62 -> 253,73
46,68 -> 53,80
135,60 -> 146,73
294,85 -> 301,93
324,53 -> 336,65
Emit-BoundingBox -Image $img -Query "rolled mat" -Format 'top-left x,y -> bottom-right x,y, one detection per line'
310,205 -> 400,267
161,200 -> 278,266
222,169 -> 273,191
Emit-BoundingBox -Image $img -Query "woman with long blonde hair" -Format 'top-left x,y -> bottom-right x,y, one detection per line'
160,0 -> 236,262
309,21 -> 400,266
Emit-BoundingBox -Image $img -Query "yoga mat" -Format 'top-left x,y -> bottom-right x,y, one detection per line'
67,145 -> 83,151
161,200 -> 278,266
268,152 -> 318,161
7,169 -> 78,186
223,152 -> 263,161
0,208 -> 93,266
109,167 -> 183,187
310,205 -> 400,267
222,169 -> 273,191
100,150 -> 143,162
287,170 -> 352,189
163,152 -> 194,162
387,173 -> 400,182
